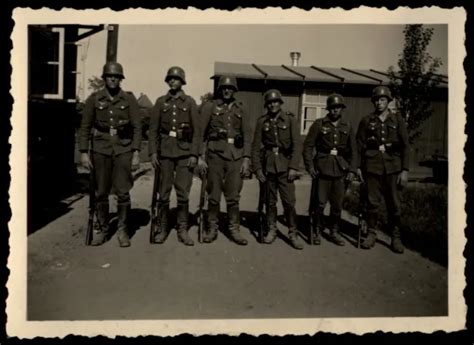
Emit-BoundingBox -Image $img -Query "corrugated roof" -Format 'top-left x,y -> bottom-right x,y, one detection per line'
213,61 -> 448,87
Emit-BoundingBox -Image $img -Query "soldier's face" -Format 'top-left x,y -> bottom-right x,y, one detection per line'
104,75 -> 121,89
374,97 -> 389,112
267,101 -> 282,114
167,77 -> 183,91
221,87 -> 235,100
328,106 -> 343,118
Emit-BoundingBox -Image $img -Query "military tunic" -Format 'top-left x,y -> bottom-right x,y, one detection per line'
199,99 -> 253,208
251,110 -> 302,211
148,90 -> 199,206
78,88 -> 142,204
356,110 -> 410,230
303,115 -> 357,220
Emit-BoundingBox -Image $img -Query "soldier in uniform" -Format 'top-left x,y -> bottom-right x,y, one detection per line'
197,76 -> 252,245
356,86 -> 409,253
79,61 -> 142,247
251,89 -> 304,250
148,66 -> 199,246
302,94 -> 357,246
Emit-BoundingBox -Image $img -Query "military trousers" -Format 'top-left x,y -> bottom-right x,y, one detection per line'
314,175 -> 345,220
158,156 -> 194,207
93,151 -> 133,204
366,172 -> 401,230
266,171 -> 296,211
206,151 -> 243,208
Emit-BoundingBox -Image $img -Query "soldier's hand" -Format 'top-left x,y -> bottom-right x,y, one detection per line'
131,151 -> 140,171
256,169 -> 266,183
308,167 -> 318,179
81,153 -> 93,171
357,169 -> 365,183
287,169 -> 299,182
197,156 -> 208,177
151,153 -> 160,169
346,172 -> 356,182
188,156 -> 198,170
240,157 -> 251,178
397,170 -> 408,188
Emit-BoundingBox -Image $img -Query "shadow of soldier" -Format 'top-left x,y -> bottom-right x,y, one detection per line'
107,207 -> 150,240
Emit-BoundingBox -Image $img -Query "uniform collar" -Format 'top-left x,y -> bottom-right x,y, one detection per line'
166,90 -> 186,101
322,114 -> 347,126
370,109 -> 394,123
97,87 -> 125,101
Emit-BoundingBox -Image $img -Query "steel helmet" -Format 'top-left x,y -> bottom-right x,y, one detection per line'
264,89 -> 284,104
372,85 -> 393,101
217,76 -> 238,91
101,61 -> 125,79
165,66 -> 186,85
326,93 -> 346,109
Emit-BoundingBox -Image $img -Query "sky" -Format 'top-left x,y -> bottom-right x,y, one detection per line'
76,24 -> 448,103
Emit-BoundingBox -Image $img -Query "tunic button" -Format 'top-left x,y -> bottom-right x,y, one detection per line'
381,137 -> 385,141
173,105 -> 176,108
172,126 -> 176,130
110,118 -> 113,121
381,130 -> 385,134
173,112 -> 176,115
334,141 -> 338,145
172,119 -> 176,122
110,110 -> 113,114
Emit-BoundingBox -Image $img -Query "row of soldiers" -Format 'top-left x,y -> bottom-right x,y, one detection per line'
79,62 -> 409,253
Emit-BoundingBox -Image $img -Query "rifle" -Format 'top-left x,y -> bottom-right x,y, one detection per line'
85,163 -> 95,246
198,170 -> 208,243
150,166 -> 160,243
308,177 -> 318,245
357,180 -> 368,248
257,180 -> 267,243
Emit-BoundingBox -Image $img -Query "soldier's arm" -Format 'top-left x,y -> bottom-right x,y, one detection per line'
148,98 -> 162,156
348,124 -> 358,173
188,97 -> 200,157
398,114 -> 410,171
198,102 -> 212,157
288,115 -> 302,171
241,104 -> 253,158
128,94 -> 142,152
355,117 -> 368,168
302,121 -> 318,172
251,118 -> 263,172
78,94 -> 95,152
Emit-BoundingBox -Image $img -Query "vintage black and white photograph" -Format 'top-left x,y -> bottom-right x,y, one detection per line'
7,7 -> 466,337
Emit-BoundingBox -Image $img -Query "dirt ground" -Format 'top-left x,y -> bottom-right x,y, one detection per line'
27,166 -> 447,320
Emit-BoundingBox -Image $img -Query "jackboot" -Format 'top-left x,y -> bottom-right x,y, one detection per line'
227,205 -> 247,246
153,203 -> 170,244
327,219 -> 345,246
116,203 -> 131,247
311,213 -> 322,245
391,220 -> 405,254
361,229 -> 377,249
263,206 -> 278,244
203,203 -> 219,243
91,202 -> 109,246
286,208 -> 303,250
176,203 -> 194,246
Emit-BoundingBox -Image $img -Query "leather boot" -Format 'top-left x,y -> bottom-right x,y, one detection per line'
176,203 -> 194,246
263,206 -> 278,244
203,203 -> 219,243
328,217 -> 345,246
227,205 -> 247,246
117,203 -> 131,247
91,202 -> 109,246
311,212 -> 322,245
361,229 -> 377,249
153,203 -> 170,244
286,208 -> 303,250
391,218 -> 404,254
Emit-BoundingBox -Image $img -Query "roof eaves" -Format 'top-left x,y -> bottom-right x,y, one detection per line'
341,67 -> 383,84
252,64 -> 268,78
281,65 -> 305,81
310,65 -> 344,83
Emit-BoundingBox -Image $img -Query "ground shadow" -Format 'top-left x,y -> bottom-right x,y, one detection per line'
106,207 -> 150,241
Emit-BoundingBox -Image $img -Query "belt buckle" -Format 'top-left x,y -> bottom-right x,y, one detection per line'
169,131 -> 177,137
272,147 -> 279,155
330,148 -> 338,156
379,144 -> 386,152
227,138 -> 235,144
109,128 -> 117,136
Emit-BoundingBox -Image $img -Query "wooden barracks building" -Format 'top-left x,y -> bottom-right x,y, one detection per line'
211,55 -> 448,180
